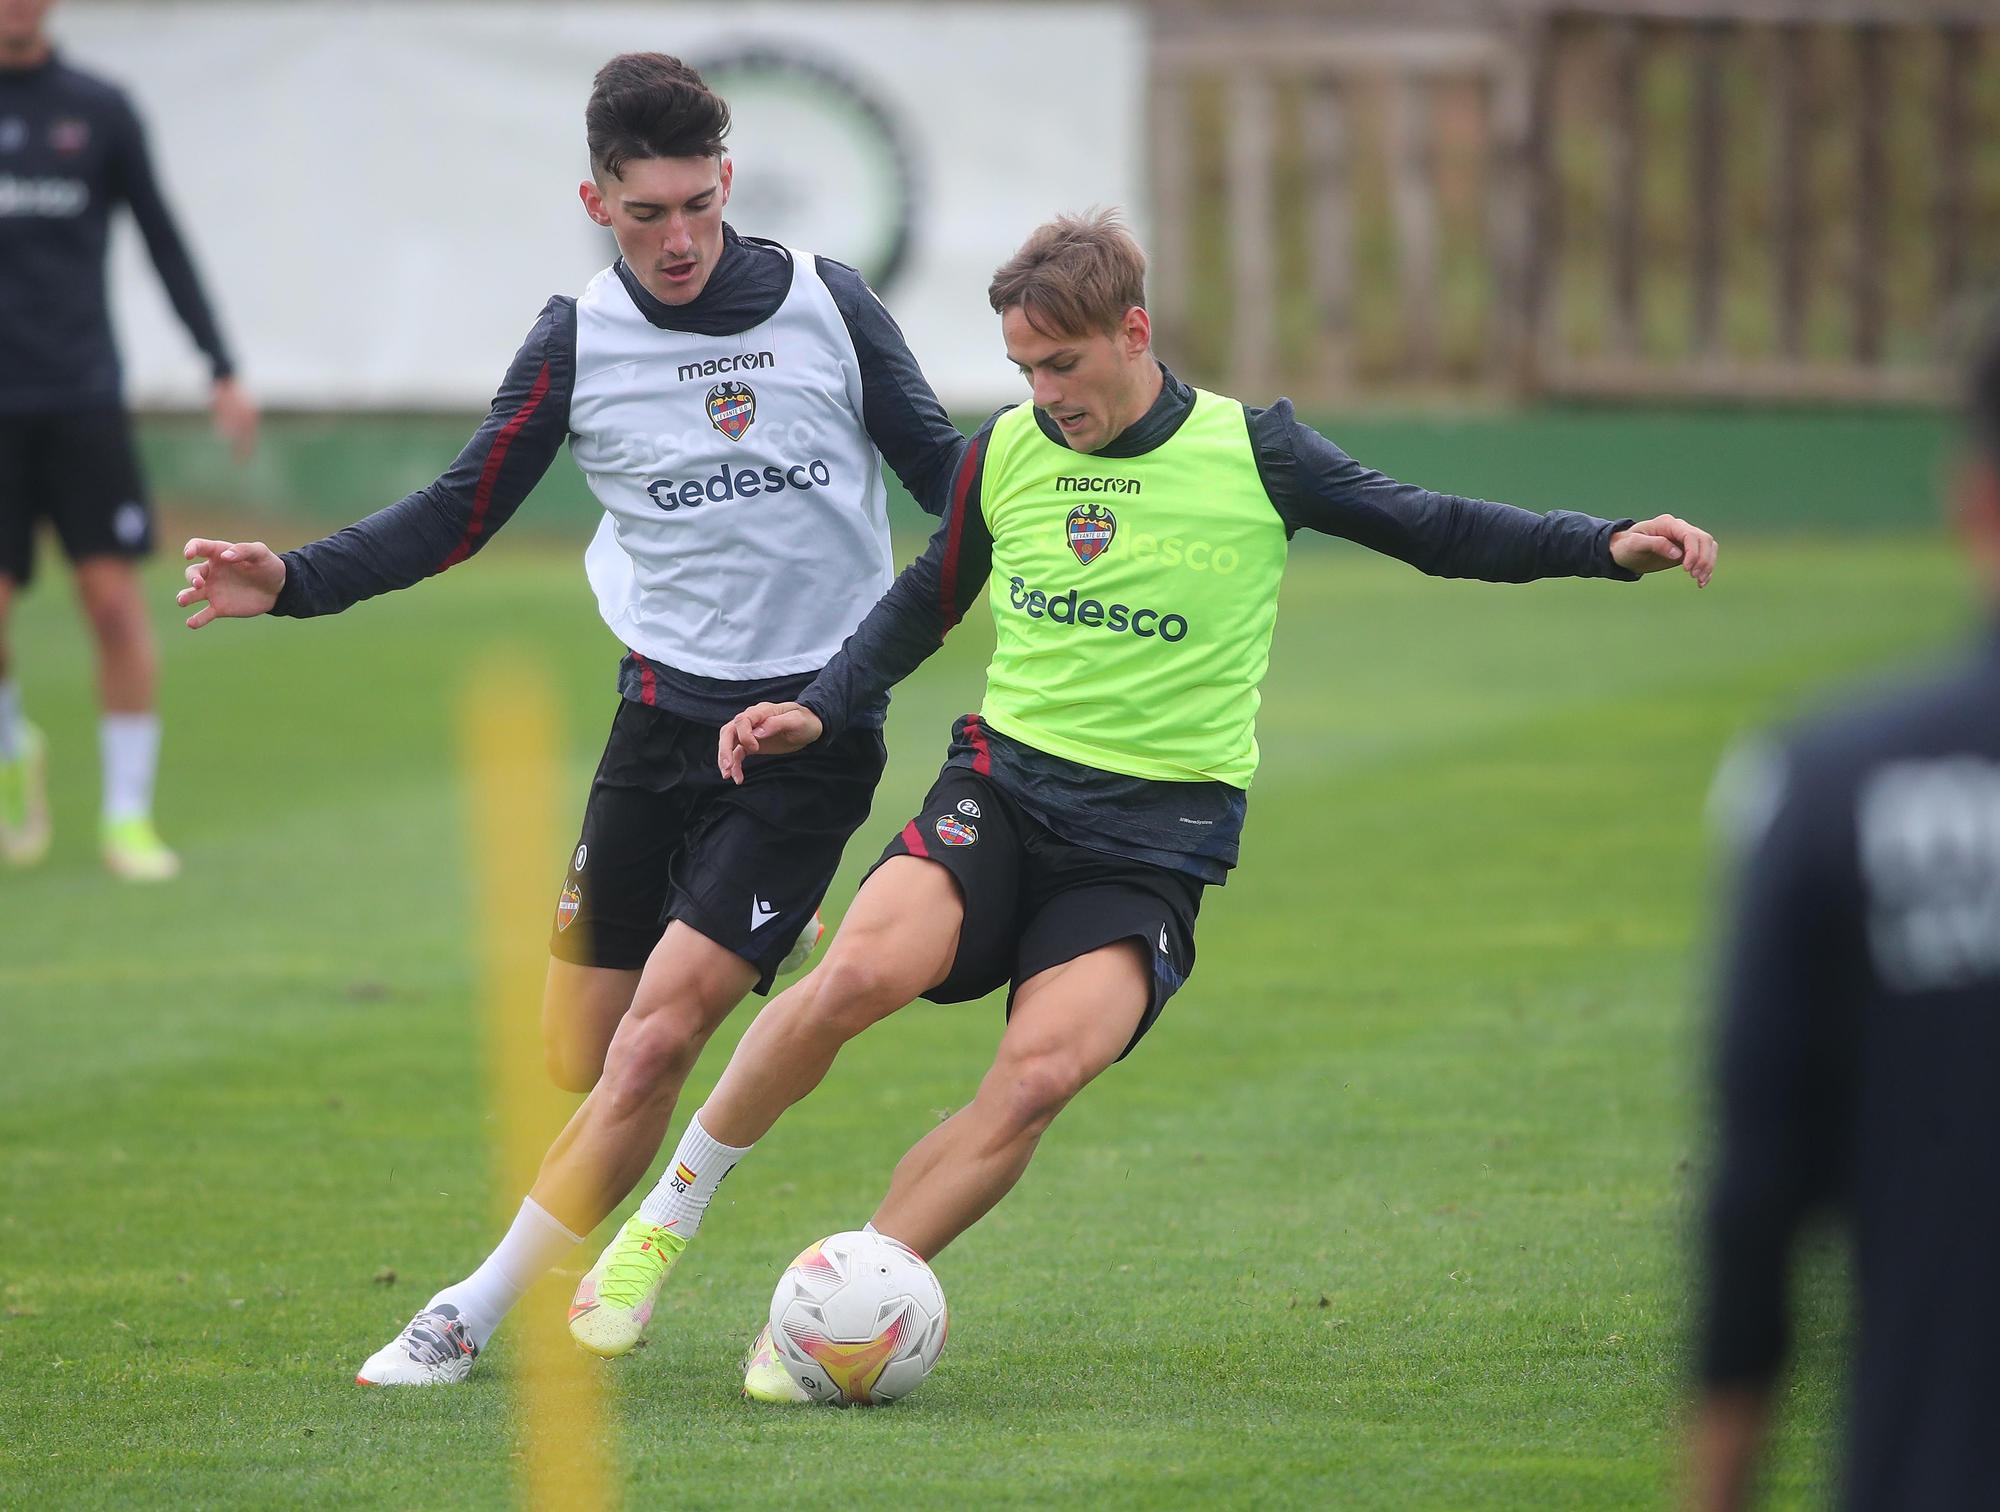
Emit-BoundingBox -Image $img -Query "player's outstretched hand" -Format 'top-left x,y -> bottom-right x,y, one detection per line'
719,702 -> 824,785
1609,514 -> 1718,587
177,538 -> 286,629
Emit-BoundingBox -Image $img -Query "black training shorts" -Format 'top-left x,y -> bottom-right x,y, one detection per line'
0,410 -> 152,587
873,763 -> 1203,1059
550,698 -> 887,992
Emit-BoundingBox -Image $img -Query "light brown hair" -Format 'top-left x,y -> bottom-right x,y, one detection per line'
987,209 -> 1147,338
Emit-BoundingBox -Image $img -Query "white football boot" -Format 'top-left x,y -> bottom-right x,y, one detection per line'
355,1302 -> 479,1386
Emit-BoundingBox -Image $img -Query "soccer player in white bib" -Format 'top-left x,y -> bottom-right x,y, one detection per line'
176,54 -> 964,1385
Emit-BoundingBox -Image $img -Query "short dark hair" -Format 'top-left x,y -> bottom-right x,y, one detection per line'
586,53 -> 730,178
987,209 -> 1147,339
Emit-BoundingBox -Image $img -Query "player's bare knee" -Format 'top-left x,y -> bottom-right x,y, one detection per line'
602,1005 -> 708,1105
637,1010 -> 709,1085
779,964 -> 875,1043
985,1052 -> 1089,1140
800,948 -> 911,1037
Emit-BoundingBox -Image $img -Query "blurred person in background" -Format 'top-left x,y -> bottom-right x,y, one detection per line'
177,52 -> 964,1386
1692,319 -> 2000,1510
0,0 -> 257,880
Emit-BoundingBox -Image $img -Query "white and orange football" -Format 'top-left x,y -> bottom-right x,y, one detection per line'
766,1230 -> 948,1405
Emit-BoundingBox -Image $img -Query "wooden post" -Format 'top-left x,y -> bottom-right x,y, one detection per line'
1934,24 -> 1971,316
1771,23 -> 1809,360
1519,17 -> 1559,394
1484,55 -> 1529,390
1690,21 -> 1726,359
1852,23 -> 1887,365
1227,67 -> 1276,396
1390,72 -> 1441,380
1607,17 -> 1644,359
1302,77 -> 1353,394
1150,68 -> 1190,370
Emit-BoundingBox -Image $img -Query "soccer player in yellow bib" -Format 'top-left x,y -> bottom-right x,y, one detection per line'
587,209 -> 1718,1397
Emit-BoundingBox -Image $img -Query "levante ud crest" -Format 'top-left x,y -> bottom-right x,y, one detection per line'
707,381 -> 756,442
934,815 -> 978,847
1066,502 -> 1116,565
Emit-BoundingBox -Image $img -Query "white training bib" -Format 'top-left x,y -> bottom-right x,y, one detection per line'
570,250 -> 893,680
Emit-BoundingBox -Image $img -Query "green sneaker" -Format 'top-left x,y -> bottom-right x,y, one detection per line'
742,1323 -> 813,1403
567,1214 -> 688,1358
101,814 -> 180,882
0,722 -> 51,867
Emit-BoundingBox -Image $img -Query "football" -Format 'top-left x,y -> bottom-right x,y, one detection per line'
767,1230 -> 948,1404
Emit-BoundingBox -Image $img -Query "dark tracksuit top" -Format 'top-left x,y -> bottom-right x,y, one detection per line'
798,364 -> 1639,881
1702,627 -> 2000,1511
0,51 -> 234,412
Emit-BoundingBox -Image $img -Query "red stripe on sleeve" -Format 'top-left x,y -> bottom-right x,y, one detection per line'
439,361 -> 553,570
964,713 -> 991,776
900,819 -> 930,859
936,437 -> 981,632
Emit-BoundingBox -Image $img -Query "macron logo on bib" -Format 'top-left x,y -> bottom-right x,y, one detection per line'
678,351 -> 775,383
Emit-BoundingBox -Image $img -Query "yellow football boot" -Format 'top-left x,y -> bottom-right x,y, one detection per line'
101,814 -> 180,882
0,722 -> 51,867
568,1214 -> 687,1358
742,1324 -> 813,1403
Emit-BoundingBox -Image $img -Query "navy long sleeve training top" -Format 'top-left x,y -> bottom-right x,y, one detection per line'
0,51 -> 234,412
1702,626 -> 2000,1511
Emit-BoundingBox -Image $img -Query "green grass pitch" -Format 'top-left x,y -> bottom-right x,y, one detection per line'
0,527 -> 1970,1507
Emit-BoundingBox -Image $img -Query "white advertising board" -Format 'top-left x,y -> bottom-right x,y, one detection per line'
53,2 -> 1145,410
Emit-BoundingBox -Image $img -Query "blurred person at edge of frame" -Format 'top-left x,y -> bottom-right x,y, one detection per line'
0,0 -> 258,881
1692,315 -> 2000,1511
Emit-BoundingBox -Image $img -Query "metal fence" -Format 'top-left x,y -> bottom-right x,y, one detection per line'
1149,0 -> 2000,405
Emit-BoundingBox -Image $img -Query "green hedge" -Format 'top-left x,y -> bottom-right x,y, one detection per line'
137,404 -> 1956,539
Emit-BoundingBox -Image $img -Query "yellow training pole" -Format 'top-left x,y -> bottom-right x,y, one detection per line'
462,659 -> 616,1512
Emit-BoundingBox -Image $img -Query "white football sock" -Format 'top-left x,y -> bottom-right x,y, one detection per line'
428,1196 -> 581,1349
100,712 -> 160,822
636,1112 -> 753,1236
0,680 -> 21,761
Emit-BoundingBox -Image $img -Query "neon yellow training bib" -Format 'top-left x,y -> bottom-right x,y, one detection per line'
978,388 -> 1289,788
